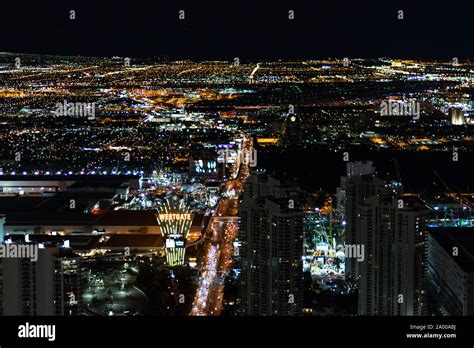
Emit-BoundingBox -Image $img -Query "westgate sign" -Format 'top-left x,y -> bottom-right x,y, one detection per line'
156,199 -> 193,266
158,213 -> 192,222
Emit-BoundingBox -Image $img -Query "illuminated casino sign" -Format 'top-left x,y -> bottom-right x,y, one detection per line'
158,213 -> 192,222
156,199 -> 193,266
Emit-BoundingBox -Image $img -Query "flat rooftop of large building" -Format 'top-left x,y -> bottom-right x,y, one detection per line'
428,227 -> 474,273
92,210 -> 208,227
6,234 -> 102,251
3,209 -> 160,227
68,181 -> 128,189
1,196 -> 208,230
4,234 -> 164,251
95,210 -> 159,226
0,174 -> 140,182
0,192 -> 116,215
101,234 -> 163,248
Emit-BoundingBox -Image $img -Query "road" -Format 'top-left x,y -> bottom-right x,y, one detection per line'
190,138 -> 251,316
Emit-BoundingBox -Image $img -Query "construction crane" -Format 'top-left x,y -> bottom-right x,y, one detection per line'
433,170 -> 470,206
433,170 -> 472,225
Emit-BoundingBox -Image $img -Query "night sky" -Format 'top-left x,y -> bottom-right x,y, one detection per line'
1,0 -> 473,60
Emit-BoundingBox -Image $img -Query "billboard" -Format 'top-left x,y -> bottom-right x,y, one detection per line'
189,159 -> 218,177
165,237 -> 186,249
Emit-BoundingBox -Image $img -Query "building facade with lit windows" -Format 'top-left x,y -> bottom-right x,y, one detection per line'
427,227 -> 474,315
0,245 -> 85,315
238,174 -> 303,315
343,167 -> 384,280
356,194 -> 428,316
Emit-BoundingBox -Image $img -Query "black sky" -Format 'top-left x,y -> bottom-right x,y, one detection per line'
1,0 -> 473,60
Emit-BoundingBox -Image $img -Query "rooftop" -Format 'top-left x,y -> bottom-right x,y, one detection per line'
101,234 -> 163,248
428,227 -> 474,273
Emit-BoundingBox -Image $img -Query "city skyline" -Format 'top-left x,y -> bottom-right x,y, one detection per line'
0,46 -> 473,347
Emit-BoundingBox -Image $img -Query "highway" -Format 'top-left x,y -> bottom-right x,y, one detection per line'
190,138 -> 251,316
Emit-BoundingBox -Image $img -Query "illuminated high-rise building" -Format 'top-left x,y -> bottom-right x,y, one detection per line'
427,227 -> 474,315
238,174 -> 303,315
0,246 -> 85,315
346,161 -> 375,177
343,169 -> 385,279
357,194 -> 428,315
